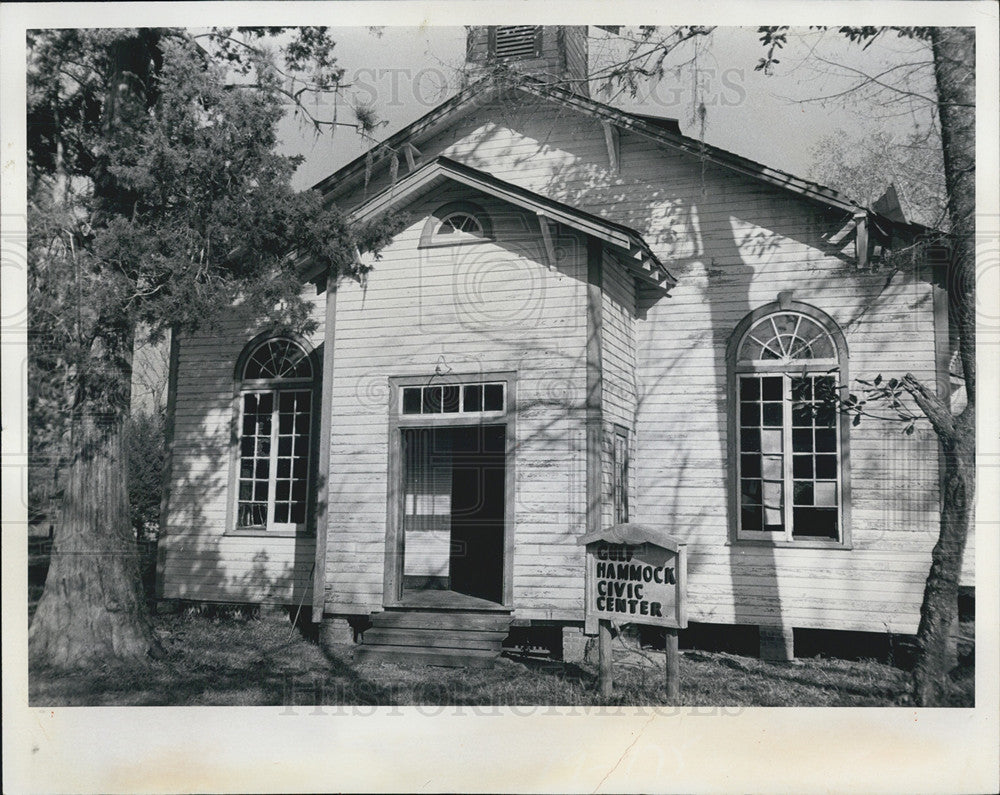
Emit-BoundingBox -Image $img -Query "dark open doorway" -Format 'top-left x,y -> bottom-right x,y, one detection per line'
401,425 -> 505,605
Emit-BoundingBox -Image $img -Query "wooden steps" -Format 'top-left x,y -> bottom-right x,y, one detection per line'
357,608 -> 513,667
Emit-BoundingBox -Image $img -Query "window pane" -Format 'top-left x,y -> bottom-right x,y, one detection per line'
741,454 -> 761,478
484,384 -> 504,411
740,403 -> 759,426
423,386 -> 443,413
741,506 -> 762,531
760,429 -> 782,454
277,458 -> 291,478
792,403 -> 813,427
761,377 -> 782,401
274,504 -> 289,523
403,387 -> 421,414
442,385 -> 460,413
762,481 -> 783,509
792,377 -> 812,400
815,428 -> 836,452
792,455 -> 813,478
740,428 -> 760,452
279,392 -> 295,412
763,514 -> 783,532
741,479 -> 761,504
279,412 -> 293,434
814,481 -> 837,507
816,455 -> 837,479
792,508 -> 838,539
793,481 -> 814,506
740,377 -> 760,401
463,384 -> 483,412
762,402 -> 783,426
808,335 -> 835,360
761,455 -> 782,479
792,428 -> 813,452
239,503 -> 266,527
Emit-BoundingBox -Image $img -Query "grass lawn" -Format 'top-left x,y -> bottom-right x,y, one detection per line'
28,608 -> 974,708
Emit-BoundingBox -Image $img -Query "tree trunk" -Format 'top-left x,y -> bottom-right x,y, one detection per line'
29,329 -> 162,667
912,427 -> 974,705
910,26 -> 976,707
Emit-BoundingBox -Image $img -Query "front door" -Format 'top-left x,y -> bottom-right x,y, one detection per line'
400,424 -> 506,605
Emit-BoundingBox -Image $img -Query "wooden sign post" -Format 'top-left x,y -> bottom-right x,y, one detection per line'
580,524 -> 688,699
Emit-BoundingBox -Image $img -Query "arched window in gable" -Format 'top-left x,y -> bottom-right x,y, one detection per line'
233,335 -> 315,532
728,302 -> 850,546
419,201 -> 494,248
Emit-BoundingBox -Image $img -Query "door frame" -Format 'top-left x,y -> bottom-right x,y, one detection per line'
383,370 -> 516,609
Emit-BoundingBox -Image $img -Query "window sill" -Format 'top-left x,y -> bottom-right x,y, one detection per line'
728,538 -> 852,551
225,529 -> 315,539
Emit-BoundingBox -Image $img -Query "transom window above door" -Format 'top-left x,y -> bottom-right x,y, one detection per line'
401,381 -> 506,415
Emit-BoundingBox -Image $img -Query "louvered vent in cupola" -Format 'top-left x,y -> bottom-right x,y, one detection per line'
465,26 -> 589,96
492,26 -> 542,60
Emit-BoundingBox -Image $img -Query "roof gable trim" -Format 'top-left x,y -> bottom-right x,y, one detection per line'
351,156 -> 675,291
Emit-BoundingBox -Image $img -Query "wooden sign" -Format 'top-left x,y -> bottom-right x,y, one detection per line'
579,524 -> 688,698
580,524 -> 687,634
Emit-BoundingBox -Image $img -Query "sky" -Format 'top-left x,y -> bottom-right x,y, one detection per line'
277,26 -> 938,195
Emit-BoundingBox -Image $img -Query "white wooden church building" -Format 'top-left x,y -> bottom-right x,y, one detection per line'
157,26 -> 969,663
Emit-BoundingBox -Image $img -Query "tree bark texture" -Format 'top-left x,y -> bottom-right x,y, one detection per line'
29,328 -> 161,667
910,26 -> 976,707
913,432 -> 975,705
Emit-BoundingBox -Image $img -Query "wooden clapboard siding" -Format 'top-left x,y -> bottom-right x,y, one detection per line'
324,187 -> 591,616
332,92 -> 947,633
159,289 -> 326,605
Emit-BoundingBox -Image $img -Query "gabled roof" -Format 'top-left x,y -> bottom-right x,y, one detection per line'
350,156 -> 676,292
313,72 -> 863,216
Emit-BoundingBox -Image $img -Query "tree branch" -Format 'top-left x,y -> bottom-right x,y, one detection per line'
902,373 -> 956,439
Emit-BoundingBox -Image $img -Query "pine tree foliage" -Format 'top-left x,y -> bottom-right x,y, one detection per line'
27,27 -> 401,665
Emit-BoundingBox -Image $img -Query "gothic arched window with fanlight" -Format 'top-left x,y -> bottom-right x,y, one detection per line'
727,301 -> 851,545
233,336 -> 315,533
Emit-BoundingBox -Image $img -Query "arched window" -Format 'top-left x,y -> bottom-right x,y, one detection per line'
233,336 -> 314,532
419,201 -> 493,248
728,301 -> 850,545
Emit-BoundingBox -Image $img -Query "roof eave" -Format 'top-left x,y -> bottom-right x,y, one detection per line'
350,156 -> 675,292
